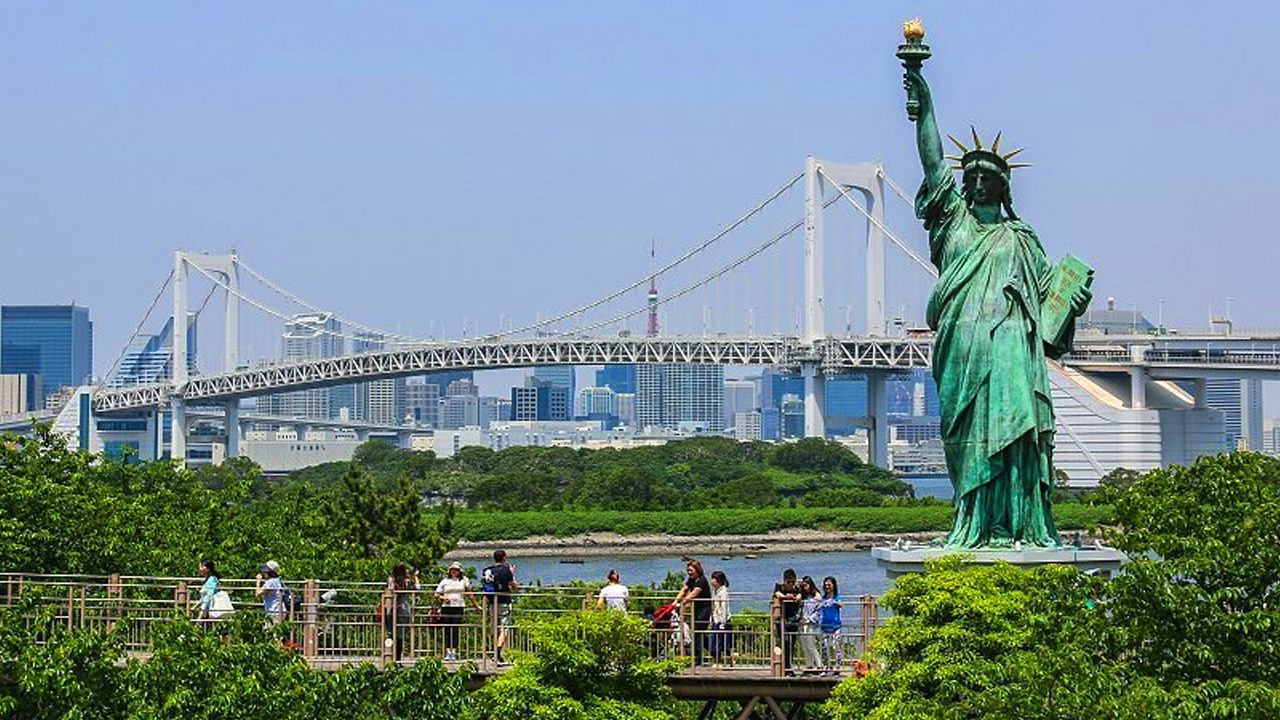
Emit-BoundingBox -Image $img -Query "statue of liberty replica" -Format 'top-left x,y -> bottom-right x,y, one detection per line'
898,20 -> 1093,549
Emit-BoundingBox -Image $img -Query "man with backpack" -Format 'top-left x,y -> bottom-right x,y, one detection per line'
481,550 -> 518,664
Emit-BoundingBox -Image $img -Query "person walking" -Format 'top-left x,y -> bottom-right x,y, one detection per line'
798,576 -> 822,671
434,561 -> 479,662
708,570 -> 732,664
819,576 -> 844,674
255,560 -> 285,625
481,550 -> 518,664
773,569 -> 801,673
673,559 -> 712,666
194,559 -> 220,624
596,569 -> 629,612
386,563 -> 421,662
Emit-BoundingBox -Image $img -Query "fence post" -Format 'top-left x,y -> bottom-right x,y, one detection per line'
106,574 -> 122,633
303,580 -> 318,662
769,596 -> 783,678
175,580 -> 189,616
381,588 -> 395,670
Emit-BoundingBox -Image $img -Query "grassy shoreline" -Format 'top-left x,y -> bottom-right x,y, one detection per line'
447,503 -> 1112,542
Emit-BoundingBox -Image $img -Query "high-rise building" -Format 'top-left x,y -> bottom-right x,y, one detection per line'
446,378 -> 479,397
438,394 -> 478,430
110,316 -> 197,387
260,313 -> 343,419
1204,379 -> 1264,450
734,411 -> 763,441
0,373 -> 42,415
423,370 -> 474,394
615,392 -> 636,428
350,332 -> 405,425
1,304 -> 93,400
595,365 -> 637,395
511,378 -> 570,422
405,378 -> 441,427
533,366 -> 575,406
780,394 -> 805,438
635,364 -> 724,431
760,368 -> 804,414
723,379 -> 758,429
577,386 -> 618,428
439,393 -> 505,429
577,386 -> 617,417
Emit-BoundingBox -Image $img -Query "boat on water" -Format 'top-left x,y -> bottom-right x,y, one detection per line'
558,558 -> 585,564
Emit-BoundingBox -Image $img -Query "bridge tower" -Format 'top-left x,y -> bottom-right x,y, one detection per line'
170,250 -> 241,465
803,157 -> 891,467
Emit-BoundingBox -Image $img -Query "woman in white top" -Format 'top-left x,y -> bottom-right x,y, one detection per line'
709,570 -> 732,663
434,562 -> 479,661
596,569 -> 629,611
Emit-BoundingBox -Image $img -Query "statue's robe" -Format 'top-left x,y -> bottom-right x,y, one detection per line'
916,165 -> 1072,548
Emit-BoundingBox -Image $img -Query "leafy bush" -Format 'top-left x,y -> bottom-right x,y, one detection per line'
467,610 -> 680,720
825,452 -> 1280,719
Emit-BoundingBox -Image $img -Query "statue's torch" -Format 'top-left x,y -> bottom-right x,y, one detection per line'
896,18 -> 931,121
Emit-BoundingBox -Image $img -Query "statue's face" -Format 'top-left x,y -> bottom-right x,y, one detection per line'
968,167 -> 1004,206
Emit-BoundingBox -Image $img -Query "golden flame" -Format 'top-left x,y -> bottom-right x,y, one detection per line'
902,18 -> 925,43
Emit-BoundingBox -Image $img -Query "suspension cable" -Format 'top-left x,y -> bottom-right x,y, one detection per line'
818,166 -> 938,279
101,270 -> 175,385
878,167 -> 918,209
569,194 -> 840,336
493,172 -> 805,338
236,259 -> 425,343
187,262 -> 414,348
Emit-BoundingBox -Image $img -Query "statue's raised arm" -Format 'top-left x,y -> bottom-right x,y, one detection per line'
897,19 -> 944,187
904,68 -> 945,186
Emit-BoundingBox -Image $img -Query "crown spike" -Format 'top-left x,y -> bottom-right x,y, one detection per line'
944,154 -> 964,162
991,131 -> 1002,154
970,126 -> 983,150
1007,162 -> 1033,169
1002,147 -> 1025,160
947,134 -> 970,153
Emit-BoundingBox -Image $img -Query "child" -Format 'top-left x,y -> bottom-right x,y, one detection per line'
819,576 -> 843,674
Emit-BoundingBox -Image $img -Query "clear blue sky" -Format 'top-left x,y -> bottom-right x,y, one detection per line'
2,3 -> 1276,407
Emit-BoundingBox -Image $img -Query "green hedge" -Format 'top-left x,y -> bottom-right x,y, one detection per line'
447,504 -> 1113,541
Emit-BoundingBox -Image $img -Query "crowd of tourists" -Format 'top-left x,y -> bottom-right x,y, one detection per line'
188,552 -> 846,674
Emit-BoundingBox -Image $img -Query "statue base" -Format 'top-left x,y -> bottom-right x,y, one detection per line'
871,544 -> 1127,580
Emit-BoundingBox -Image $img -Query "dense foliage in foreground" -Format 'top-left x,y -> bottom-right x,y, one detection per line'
296,436 -> 915,511
0,602 -> 470,720
826,452 -> 1280,719
0,426 -> 452,579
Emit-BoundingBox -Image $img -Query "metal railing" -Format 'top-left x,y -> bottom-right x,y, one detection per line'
0,573 -> 879,678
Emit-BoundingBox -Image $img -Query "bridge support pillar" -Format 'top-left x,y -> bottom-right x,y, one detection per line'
170,397 -> 187,466
1129,369 -> 1147,410
224,401 -> 240,459
802,363 -> 826,439
1193,378 -> 1207,408
866,371 -> 889,468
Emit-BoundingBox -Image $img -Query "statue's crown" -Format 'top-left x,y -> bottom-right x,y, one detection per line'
946,127 -> 1030,178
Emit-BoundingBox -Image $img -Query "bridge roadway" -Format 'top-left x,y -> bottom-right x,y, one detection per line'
93,334 -> 932,414
93,331 -> 1280,415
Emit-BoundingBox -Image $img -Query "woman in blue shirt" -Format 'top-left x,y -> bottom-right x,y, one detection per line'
195,559 -> 220,622
819,576 -> 843,674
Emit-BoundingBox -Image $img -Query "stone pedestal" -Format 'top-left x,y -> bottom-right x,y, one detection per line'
872,544 -> 1127,580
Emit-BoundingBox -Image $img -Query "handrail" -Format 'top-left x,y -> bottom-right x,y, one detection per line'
0,572 -> 879,677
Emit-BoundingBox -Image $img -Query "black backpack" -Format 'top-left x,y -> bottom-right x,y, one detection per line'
282,587 -> 300,614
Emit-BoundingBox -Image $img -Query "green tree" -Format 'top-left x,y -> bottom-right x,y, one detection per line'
468,610 -> 680,720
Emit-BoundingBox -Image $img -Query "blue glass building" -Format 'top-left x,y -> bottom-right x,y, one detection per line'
1,305 -> 93,400
595,364 -> 636,394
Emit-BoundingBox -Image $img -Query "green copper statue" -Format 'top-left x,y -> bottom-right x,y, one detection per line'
899,20 -> 1092,549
